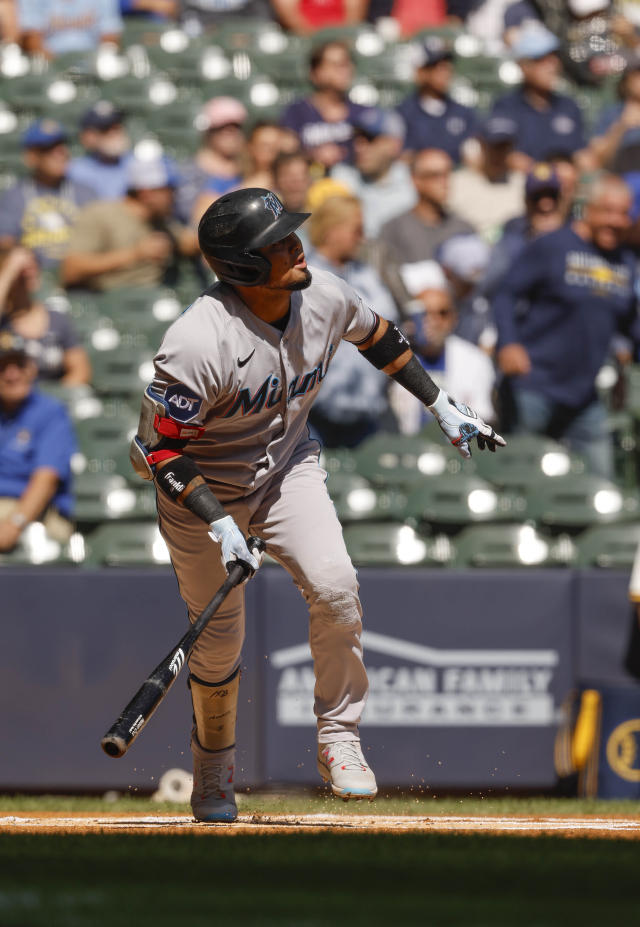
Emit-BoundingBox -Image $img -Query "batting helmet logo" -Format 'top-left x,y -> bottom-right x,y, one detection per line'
261,192 -> 283,219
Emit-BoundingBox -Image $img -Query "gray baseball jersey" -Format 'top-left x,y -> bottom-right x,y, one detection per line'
152,265 -> 377,499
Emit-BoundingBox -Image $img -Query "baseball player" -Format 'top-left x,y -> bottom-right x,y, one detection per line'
130,188 -> 505,822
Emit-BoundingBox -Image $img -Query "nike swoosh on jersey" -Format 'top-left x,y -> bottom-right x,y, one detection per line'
238,350 -> 255,367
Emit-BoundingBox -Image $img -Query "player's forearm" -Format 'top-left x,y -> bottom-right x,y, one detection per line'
154,456 -> 226,524
358,316 -> 440,406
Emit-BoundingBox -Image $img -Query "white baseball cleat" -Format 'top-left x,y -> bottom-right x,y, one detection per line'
317,740 -> 377,800
191,741 -> 238,823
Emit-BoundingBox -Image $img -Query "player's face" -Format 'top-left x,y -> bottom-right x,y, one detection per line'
259,232 -> 311,291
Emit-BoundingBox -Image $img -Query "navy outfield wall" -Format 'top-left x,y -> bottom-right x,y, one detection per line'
0,567 -> 636,791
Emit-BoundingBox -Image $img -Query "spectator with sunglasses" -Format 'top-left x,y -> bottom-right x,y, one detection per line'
0,332 -> 76,552
390,259 -> 496,433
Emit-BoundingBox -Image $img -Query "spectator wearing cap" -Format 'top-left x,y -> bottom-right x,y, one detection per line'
0,120 -> 96,270
176,96 -> 248,225
61,156 -> 197,292
0,246 -> 91,385
483,162 -> 566,300
279,40 -> 374,172
437,233 -> 494,348
503,0 -> 542,46
306,194 -> 399,447
330,107 -> 415,237
0,332 -> 76,552
494,173 -> 638,478
389,259 -> 495,433
378,148 -> 474,265
589,52 -> 640,172
396,37 -> 479,166
18,0 -> 122,58
488,25 -> 587,170
448,116 -> 525,240
67,102 -> 133,200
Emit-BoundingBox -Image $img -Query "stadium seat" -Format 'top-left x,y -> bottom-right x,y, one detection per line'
452,523 -> 569,568
88,344 -> 155,399
325,471 -> 407,523
472,433 -> 586,490
73,408 -> 139,476
404,474 -> 525,530
574,523 -> 640,568
523,474 -> 640,531
84,521 -> 170,566
73,472 -> 156,525
318,447 -> 358,476
353,432 -> 471,490
342,522 -> 436,566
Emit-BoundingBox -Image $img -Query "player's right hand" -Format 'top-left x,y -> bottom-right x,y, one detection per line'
208,515 -> 261,578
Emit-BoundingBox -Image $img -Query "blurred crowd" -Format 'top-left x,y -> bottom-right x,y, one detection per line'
3,0 -> 640,550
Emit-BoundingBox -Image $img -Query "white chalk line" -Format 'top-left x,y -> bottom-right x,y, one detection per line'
1,814 -> 640,834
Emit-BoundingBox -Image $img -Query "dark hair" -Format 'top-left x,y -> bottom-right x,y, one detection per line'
273,151 -> 310,177
309,39 -> 352,72
248,120 -> 281,140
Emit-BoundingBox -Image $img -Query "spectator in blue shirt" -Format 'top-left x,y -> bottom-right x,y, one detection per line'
0,332 -> 76,551
0,120 -> 96,270
397,36 -> 478,166
494,173 -> 638,478
68,102 -> 134,201
19,0 -> 122,58
279,40 -> 373,173
489,25 -> 587,171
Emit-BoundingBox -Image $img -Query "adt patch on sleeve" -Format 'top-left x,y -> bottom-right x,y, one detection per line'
164,383 -> 203,423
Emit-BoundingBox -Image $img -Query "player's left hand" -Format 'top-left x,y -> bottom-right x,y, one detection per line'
429,389 -> 506,459
208,515 -> 262,579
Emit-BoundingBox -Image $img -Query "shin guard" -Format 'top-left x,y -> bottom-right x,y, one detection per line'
189,668 -> 240,752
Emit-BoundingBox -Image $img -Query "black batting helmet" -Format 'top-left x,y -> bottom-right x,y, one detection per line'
198,188 -> 310,286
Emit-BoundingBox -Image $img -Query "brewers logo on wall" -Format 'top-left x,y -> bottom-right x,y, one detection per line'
606,719 -> 640,782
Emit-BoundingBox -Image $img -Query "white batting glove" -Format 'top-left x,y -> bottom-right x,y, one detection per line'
208,515 -> 261,577
429,389 -> 506,459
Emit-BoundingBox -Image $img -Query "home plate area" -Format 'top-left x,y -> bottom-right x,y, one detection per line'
2,813 -> 640,837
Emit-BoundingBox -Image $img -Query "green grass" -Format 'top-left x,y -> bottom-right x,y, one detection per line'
2,831 -> 638,927
2,791 -> 640,816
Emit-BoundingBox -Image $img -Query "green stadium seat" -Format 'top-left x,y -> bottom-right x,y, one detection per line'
523,474 -> 640,531
84,521 -> 170,566
88,344 -> 155,399
318,447 -> 358,476
404,474 -> 525,530
343,522 -> 436,566
73,472 -> 156,525
73,408 -> 139,476
472,434 -> 586,490
574,523 -> 640,568
452,523 -> 570,568
325,472 -> 407,524
353,432 -> 472,491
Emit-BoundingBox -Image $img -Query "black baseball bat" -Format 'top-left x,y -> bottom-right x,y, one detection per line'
100,537 -> 265,759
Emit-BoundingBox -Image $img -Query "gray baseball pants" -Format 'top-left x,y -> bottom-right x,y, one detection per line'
157,443 -> 368,743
